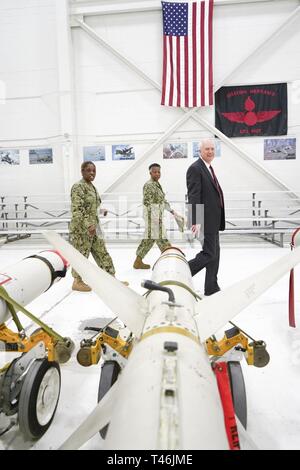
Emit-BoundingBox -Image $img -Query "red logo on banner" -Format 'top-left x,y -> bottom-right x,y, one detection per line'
222,96 -> 281,127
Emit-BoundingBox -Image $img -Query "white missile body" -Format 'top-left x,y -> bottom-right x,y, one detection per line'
104,248 -> 228,449
0,250 -> 68,324
42,231 -> 300,450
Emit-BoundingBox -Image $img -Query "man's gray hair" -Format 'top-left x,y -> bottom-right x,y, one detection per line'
200,138 -> 215,151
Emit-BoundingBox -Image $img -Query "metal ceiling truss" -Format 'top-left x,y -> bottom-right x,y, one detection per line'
70,0 -> 289,18
70,2 -> 300,195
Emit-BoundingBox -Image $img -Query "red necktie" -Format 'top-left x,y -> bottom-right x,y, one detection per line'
210,165 -> 224,208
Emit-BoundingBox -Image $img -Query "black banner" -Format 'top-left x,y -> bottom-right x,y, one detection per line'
215,83 -> 287,138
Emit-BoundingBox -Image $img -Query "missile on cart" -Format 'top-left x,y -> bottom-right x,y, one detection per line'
0,250 -> 68,324
43,231 -> 300,450
0,249 -> 75,440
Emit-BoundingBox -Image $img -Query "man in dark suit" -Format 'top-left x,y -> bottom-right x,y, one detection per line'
186,139 -> 225,296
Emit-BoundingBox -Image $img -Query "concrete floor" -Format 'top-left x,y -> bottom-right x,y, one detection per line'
0,240 -> 300,450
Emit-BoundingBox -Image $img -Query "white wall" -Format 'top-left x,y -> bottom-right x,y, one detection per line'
0,0 -> 65,197
0,0 -> 300,203
73,0 -> 300,201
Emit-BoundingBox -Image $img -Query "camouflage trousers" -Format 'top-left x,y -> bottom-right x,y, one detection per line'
136,238 -> 171,259
136,223 -> 171,259
70,231 -> 115,280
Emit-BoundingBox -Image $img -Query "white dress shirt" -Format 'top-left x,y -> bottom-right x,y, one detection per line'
200,157 -> 213,178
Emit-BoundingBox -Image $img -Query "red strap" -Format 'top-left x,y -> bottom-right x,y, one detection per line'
47,249 -> 69,268
213,362 -> 240,450
288,226 -> 300,328
289,268 -> 296,328
291,227 -> 300,247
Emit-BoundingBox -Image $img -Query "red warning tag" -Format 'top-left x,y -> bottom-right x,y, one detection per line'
289,228 -> 300,328
213,362 -> 240,450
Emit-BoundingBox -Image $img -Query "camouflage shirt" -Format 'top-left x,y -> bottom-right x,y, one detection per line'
70,179 -> 101,234
143,179 -> 172,220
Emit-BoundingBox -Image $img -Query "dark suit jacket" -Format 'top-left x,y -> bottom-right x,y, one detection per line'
186,158 -> 225,233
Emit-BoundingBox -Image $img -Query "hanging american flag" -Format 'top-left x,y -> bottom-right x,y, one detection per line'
161,0 -> 214,108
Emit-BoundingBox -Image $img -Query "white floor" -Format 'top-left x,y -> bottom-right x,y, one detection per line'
0,241 -> 300,450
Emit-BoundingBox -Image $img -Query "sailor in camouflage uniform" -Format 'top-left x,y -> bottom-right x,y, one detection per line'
133,163 -> 175,269
70,161 -> 116,291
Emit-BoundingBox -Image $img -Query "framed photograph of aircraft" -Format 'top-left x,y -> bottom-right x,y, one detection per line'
163,142 -> 188,159
0,149 -> 20,165
83,146 -> 106,162
112,145 -> 135,161
29,148 -> 53,165
264,138 -> 296,160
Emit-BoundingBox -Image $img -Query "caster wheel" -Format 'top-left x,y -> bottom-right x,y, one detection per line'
98,361 -> 120,439
227,361 -> 247,429
18,359 -> 61,439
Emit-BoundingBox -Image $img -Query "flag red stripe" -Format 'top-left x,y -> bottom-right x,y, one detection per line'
208,0 -> 214,104
176,36 -> 181,107
168,35 -> 174,106
192,2 -> 197,107
161,35 -> 167,105
184,35 -> 189,107
200,1 -> 205,106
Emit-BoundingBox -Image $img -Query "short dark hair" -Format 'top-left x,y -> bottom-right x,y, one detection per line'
81,161 -> 96,171
149,163 -> 161,171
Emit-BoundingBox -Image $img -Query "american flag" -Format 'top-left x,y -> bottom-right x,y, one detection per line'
161,1 -> 214,108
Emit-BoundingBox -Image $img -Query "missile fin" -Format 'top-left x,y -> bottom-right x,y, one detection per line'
60,381 -> 118,450
236,416 -> 260,450
43,231 -> 147,337
194,247 -> 300,340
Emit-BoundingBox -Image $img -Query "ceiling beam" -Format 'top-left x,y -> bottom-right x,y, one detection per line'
70,0 -> 280,17
73,8 -> 300,196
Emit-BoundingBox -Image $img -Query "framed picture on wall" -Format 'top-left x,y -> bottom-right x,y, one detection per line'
0,149 -> 20,165
163,143 -> 188,159
112,145 -> 135,161
193,140 -> 221,158
83,146 -> 105,162
29,148 -> 53,164
264,138 -> 296,160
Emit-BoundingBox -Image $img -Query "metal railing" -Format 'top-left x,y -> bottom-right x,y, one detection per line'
1,191 -> 300,247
